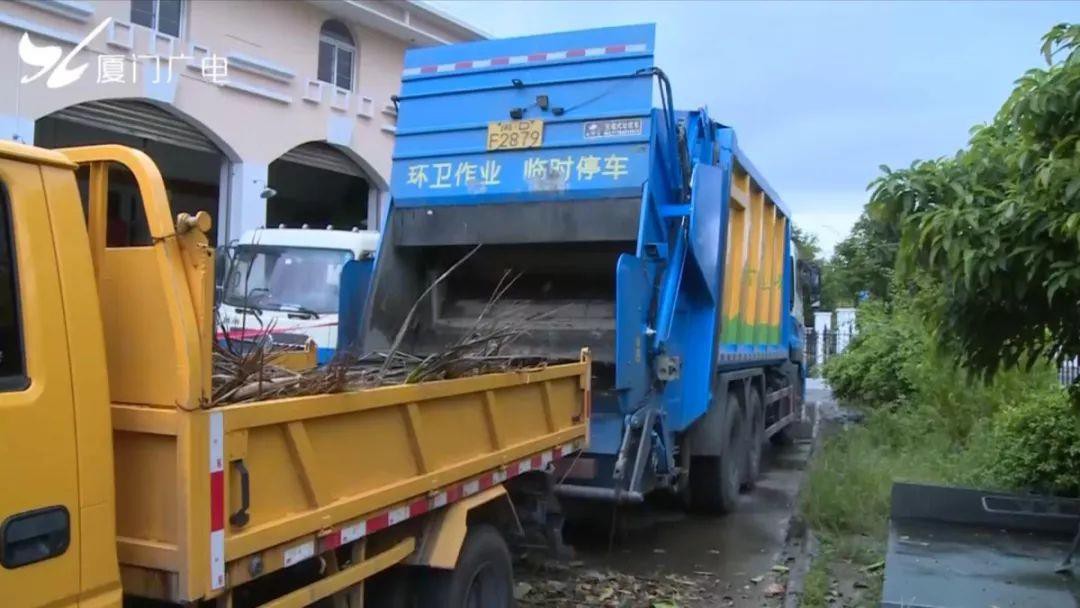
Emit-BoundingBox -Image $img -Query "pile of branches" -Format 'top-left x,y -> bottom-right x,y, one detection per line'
211,332 -> 348,405
211,321 -> 540,406
211,257 -> 555,406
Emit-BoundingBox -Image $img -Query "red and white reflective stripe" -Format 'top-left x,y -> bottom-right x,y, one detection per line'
208,412 -> 226,590
402,43 -> 648,76
302,440 -> 582,557
283,540 -> 315,567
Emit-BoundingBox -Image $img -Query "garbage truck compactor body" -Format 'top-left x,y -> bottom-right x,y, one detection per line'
357,23 -> 806,513
0,140 -> 590,607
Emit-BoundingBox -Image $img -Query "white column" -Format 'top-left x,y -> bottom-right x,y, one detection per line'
813,311 -> 831,366
226,162 -> 270,242
835,307 -> 857,354
366,187 -> 380,231
216,158 -> 232,245
377,191 -> 391,231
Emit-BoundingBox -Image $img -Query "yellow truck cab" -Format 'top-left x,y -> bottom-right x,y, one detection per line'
0,141 -> 590,608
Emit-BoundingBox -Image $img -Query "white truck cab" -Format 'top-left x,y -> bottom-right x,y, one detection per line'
218,227 -> 379,362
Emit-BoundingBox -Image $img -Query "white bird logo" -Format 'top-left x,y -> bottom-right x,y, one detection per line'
19,18 -> 112,89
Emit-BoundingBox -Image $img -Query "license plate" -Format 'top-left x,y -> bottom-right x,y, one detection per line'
486,119 -> 544,151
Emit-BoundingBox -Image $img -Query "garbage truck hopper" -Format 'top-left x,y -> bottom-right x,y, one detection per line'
356,24 -> 809,511
361,25 -> 659,365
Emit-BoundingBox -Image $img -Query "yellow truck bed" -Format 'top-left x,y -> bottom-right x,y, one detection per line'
114,356 -> 589,602
49,145 -> 591,604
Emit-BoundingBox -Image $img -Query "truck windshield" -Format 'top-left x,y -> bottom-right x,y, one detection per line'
223,246 -> 353,314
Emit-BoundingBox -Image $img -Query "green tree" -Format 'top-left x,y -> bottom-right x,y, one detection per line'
792,224 -> 822,262
870,23 -> 1080,378
826,212 -> 900,305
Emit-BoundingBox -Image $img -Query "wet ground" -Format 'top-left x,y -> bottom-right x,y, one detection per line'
586,442 -> 811,576
516,383 -> 836,607
518,436 -> 815,607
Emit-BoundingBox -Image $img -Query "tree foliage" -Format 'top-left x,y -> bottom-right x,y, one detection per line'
987,387 -> 1080,495
870,23 -> 1080,377
791,224 -> 822,262
826,212 -> 900,305
822,296 -> 925,406
822,278 -> 1078,494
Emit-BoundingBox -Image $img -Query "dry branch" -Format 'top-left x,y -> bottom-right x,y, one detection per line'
210,253 -> 563,407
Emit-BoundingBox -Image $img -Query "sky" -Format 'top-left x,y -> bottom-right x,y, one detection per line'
427,0 -> 1080,254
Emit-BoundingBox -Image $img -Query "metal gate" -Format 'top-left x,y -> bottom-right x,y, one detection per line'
278,142 -> 365,177
49,99 -> 220,153
803,327 -> 856,372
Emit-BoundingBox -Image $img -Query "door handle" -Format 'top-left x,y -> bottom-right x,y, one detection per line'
230,459 -> 250,527
1,506 -> 69,569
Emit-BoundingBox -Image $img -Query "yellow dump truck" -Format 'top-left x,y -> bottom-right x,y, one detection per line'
0,141 -> 591,608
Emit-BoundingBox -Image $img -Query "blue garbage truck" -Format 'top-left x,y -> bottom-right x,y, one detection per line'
353,24 -> 809,513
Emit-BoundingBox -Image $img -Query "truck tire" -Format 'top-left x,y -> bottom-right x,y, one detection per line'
689,389 -> 743,513
742,388 -> 764,491
417,524 -> 515,608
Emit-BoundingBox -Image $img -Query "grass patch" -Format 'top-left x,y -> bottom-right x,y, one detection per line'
800,537 -> 885,608
804,278 -> 1078,605
804,281 -> 1076,605
800,548 -> 830,608
801,405 -> 994,540
799,405 -> 998,606
827,534 -> 882,566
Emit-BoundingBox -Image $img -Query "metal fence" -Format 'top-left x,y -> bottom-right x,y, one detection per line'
1061,359 -> 1080,386
804,328 -> 857,373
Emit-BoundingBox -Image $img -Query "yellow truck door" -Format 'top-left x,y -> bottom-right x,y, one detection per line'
0,157 -> 81,607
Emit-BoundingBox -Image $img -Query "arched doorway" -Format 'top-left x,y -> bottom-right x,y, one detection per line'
34,99 -> 232,243
267,141 -> 373,230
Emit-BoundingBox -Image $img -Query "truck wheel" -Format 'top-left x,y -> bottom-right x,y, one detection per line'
417,524 -> 514,608
742,388 -> 764,491
689,389 -> 743,513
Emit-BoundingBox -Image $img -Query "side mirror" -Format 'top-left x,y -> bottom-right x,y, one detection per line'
214,245 -> 237,304
798,260 -> 822,308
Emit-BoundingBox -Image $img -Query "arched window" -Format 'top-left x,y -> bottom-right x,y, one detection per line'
318,20 -> 355,91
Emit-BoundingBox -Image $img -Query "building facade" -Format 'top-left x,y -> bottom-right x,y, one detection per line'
0,0 -> 483,243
